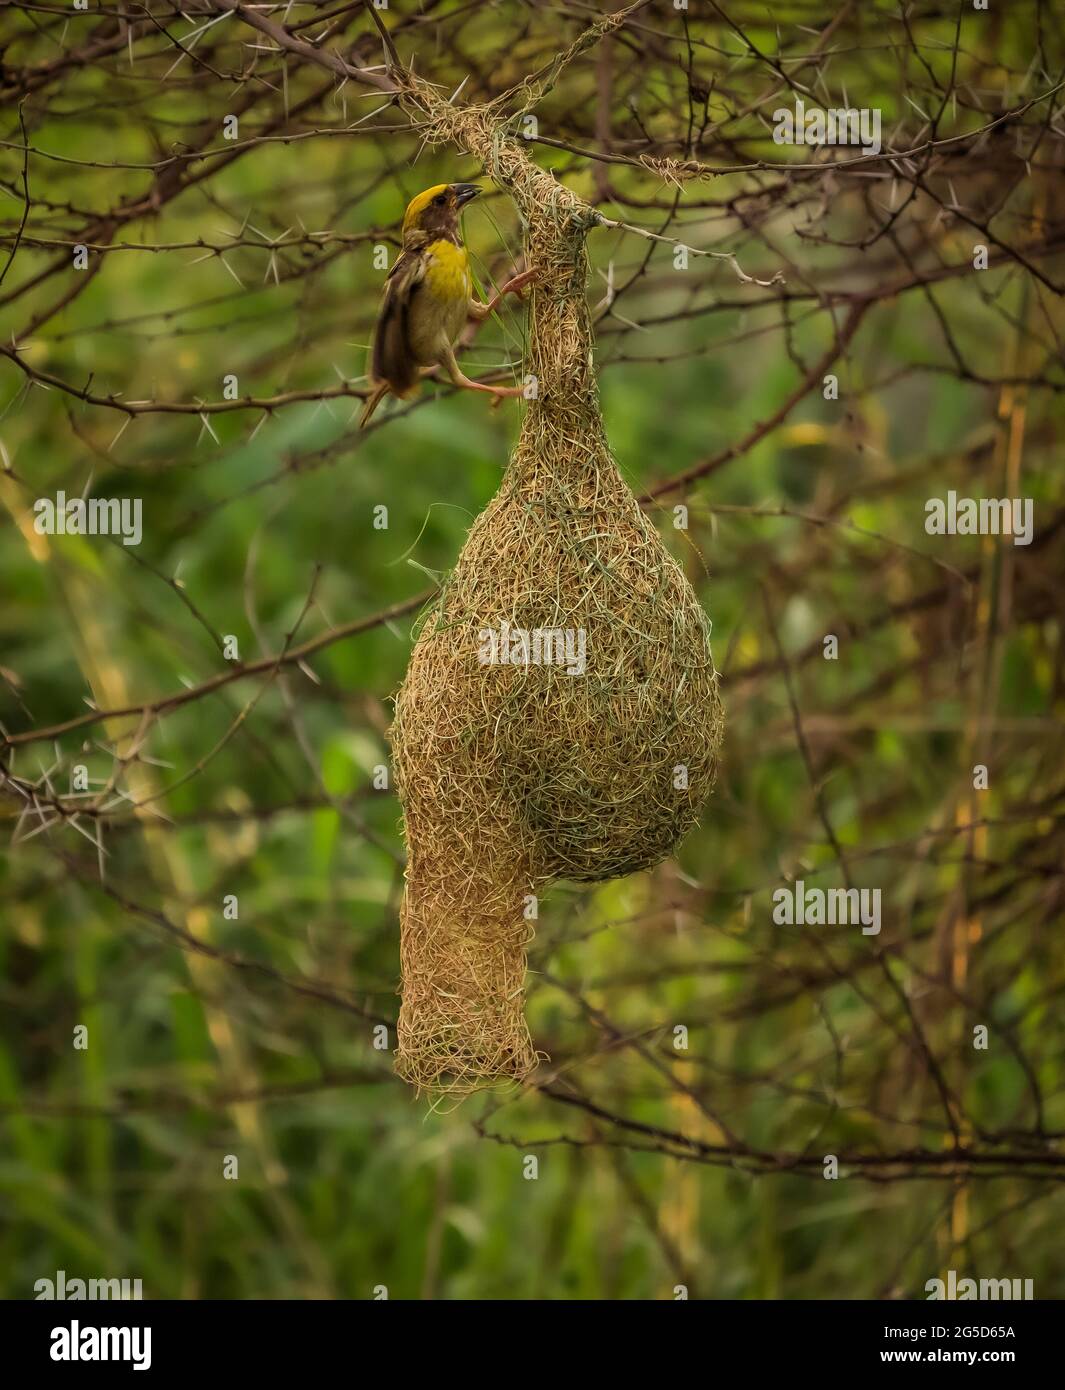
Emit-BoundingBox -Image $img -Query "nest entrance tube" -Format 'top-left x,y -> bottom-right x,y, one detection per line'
391,149 -> 724,1095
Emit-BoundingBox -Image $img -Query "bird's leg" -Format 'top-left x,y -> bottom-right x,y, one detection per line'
467,268 -> 538,322
440,342 -> 526,404
359,366 -> 441,428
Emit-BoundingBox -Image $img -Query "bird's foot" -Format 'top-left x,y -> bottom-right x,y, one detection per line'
498,268 -> 538,301
488,384 -> 527,409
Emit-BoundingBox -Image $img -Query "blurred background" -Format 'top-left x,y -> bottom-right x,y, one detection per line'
1,1 -> 1063,1298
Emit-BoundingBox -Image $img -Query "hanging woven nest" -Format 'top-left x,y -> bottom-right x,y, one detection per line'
388,112 -> 724,1095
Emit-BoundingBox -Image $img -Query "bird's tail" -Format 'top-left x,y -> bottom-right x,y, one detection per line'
358,381 -> 390,429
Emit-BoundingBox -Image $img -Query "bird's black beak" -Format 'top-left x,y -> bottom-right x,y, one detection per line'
452,183 -> 481,207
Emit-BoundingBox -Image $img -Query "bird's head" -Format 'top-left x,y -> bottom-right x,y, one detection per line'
402,182 -> 481,242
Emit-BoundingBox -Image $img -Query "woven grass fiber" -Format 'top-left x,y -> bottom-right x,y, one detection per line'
389,108 -> 724,1095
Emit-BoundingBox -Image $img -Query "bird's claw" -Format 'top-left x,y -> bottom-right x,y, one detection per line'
505,268 -> 538,301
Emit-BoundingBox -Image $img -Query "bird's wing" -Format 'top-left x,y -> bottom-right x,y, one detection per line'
370,246 -> 428,397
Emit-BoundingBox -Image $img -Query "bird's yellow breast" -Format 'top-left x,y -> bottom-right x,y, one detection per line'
423,239 -> 471,301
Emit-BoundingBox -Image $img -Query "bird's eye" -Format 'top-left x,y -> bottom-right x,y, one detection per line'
433,193 -> 447,206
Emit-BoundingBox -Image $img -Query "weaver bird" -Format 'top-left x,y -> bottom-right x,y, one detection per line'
359,182 -> 535,428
